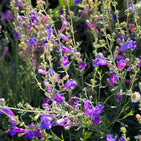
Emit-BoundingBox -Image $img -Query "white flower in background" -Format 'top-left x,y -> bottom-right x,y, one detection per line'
131,92 -> 140,103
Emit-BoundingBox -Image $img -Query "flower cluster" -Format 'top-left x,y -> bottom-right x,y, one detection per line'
0,0 -> 141,140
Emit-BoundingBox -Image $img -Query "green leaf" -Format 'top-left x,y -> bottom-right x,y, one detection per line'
59,0 -> 65,8
121,109 -> 134,120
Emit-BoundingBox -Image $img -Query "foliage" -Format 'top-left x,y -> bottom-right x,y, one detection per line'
0,0 -> 141,141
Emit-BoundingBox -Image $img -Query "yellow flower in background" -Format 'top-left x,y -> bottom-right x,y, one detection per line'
131,92 -> 141,103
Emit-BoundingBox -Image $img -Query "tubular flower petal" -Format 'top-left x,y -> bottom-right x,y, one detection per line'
93,53 -> 108,66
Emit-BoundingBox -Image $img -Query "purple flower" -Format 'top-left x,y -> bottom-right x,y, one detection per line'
108,74 -> 118,83
55,118 -> 67,126
86,20 -> 98,32
1,10 -> 13,21
119,33 -> 127,41
116,90 -> 122,101
33,128 -> 44,138
28,37 -> 37,46
8,124 -> 26,136
116,54 -> 127,69
0,108 -> 16,117
60,15 -> 71,32
38,69 -> 48,75
112,15 -> 117,21
39,115 -> 52,130
60,56 -> 70,67
106,134 -> 117,141
64,118 -> 72,130
28,12 -> 39,22
138,59 -> 141,67
86,20 -> 94,30
73,0 -> 81,5
92,115 -> 102,125
43,80 -> 53,92
57,43 -> 72,53
60,33 -> 71,42
36,65 -> 44,70
46,25 -> 53,39
68,97 -> 78,105
118,40 -> 136,52
78,62 -> 87,70
14,32 -> 21,39
8,118 -> 17,124
126,2 -> 134,13
25,129 -> 34,139
53,93 -> 64,104
117,60 -> 126,69
42,98 -> 52,109
0,108 -> 17,124
61,79 -> 77,90
119,137 -> 125,141
83,99 -> 104,125
9,0 -> 18,7
116,38 -> 122,46
93,53 -> 108,66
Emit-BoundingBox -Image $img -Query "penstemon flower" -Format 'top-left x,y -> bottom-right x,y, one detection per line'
53,93 -> 65,104
39,115 -> 52,130
116,54 -> 127,69
93,53 -> 108,66
116,90 -> 122,101
73,0 -> 81,5
60,56 -> 70,67
78,61 -> 87,70
61,79 -> 77,90
28,12 -> 39,22
106,134 -> 117,141
8,124 -> 26,136
117,39 -> 136,52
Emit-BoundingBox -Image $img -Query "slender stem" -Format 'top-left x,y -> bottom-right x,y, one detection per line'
107,100 -> 130,128
0,106 -> 44,113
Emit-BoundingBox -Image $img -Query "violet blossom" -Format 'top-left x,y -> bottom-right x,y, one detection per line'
108,71 -> 118,84
60,56 -> 70,67
60,15 -> 71,33
83,99 -> 104,125
39,115 -> 52,130
106,134 -> 117,141
126,2 -> 134,13
33,128 -> 44,138
73,0 -> 81,5
78,61 -> 87,70
46,25 -> 53,39
1,10 -> 13,21
93,53 -> 108,66
117,39 -> 136,52
115,90 -> 122,101
60,33 -> 71,42
53,93 -> 65,104
43,80 -> 54,92
28,12 -> 39,22
61,79 -> 77,90
25,129 -> 34,139
57,43 -> 72,53
116,54 -> 127,69
28,37 -> 37,46
138,59 -> 141,67
8,124 -> 26,136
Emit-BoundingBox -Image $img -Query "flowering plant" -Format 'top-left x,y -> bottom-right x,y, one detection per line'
0,0 -> 141,140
